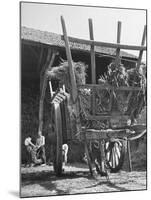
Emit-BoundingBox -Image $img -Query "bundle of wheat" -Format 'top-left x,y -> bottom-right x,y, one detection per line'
47,60 -> 87,92
98,62 -> 146,120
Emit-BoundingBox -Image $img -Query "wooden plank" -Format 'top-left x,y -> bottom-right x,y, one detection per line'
87,115 -> 112,120
80,128 -> 132,140
60,16 -> 78,103
22,34 -> 147,52
87,114 -> 130,121
62,35 -> 146,51
136,25 -> 147,68
115,21 -> 122,65
78,84 -> 143,91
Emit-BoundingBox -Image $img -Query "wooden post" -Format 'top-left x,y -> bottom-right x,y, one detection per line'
84,134 -> 93,176
37,47 -> 44,72
136,25 -> 147,69
40,48 -> 52,91
38,49 -> 57,134
99,140 -> 106,173
89,19 -> 96,115
115,21 -> 122,65
61,16 -> 78,103
127,140 -> 132,172
89,18 -> 96,84
132,25 -> 146,88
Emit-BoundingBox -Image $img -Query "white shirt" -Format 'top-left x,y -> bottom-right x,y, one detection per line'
24,137 -> 32,146
62,144 -> 68,153
36,136 -> 45,148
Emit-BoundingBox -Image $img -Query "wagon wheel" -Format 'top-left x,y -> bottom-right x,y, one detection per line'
51,103 -> 63,176
105,140 -> 125,173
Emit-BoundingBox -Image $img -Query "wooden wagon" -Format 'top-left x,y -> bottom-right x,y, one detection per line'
38,16 -> 147,177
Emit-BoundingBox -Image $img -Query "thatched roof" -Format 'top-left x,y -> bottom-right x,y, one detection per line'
21,26 -> 137,59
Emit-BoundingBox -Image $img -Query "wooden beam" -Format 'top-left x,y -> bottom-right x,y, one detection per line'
22,34 -> 146,52
40,49 -> 51,75
62,35 -> 146,51
89,19 -> 96,116
78,84 -> 143,91
136,25 -> 147,68
115,21 -> 122,65
80,128 -> 133,140
61,16 -> 78,103
22,39 -> 140,62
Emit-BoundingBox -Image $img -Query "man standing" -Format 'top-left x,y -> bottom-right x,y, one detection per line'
36,130 -> 46,166
62,144 -> 68,168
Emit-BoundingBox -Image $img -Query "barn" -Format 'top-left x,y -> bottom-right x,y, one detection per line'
21,26 -> 138,83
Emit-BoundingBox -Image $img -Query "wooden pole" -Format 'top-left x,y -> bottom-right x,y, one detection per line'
89,19 -> 96,115
127,140 -> 132,172
89,18 -> 96,84
60,16 -> 77,103
84,134 -> 93,176
61,35 -> 146,51
40,48 -> 52,91
136,25 -> 146,69
115,21 -> 122,65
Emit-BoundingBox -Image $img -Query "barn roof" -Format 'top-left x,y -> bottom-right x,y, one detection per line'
21,26 -> 137,59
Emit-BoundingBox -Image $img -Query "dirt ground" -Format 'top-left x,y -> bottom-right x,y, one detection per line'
21,163 -> 147,198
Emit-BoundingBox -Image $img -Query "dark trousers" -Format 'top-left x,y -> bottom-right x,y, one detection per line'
26,146 -> 42,165
36,146 -> 46,164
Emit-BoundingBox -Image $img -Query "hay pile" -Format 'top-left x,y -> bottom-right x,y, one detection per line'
47,60 -> 87,92
98,62 -> 146,119
98,62 -> 146,88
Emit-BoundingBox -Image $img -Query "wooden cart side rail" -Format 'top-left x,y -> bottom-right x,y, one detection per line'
80,127 -> 146,141
78,84 -> 144,91
61,35 -> 146,51
87,115 -> 128,120
80,128 -> 134,140
128,129 -> 146,141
